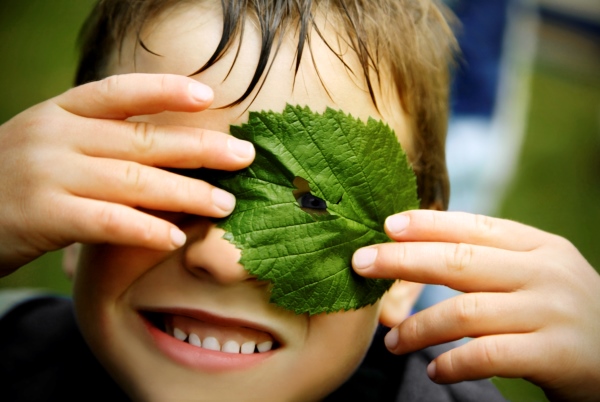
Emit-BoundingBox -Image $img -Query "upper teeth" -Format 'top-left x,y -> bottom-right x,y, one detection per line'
172,327 -> 273,354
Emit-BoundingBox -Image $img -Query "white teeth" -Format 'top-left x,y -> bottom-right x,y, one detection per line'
241,341 -> 256,354
257,341 -> 273,353
170,328 -> 274,354
188,333 -> 201,347
202,336 -> 221,351
222,340 -> 241,354
173,327 -> 187,341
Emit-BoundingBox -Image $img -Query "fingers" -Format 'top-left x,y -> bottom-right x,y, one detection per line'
0,73 -> 255,269
353,240 -> 537,292
72,118 -> 255,170
353,210 -> 557,292
56,74 -> 214,119
41,74 -> 255,225
384,210 -> 550,252
385,292 -> 546,355
56,73 -> 256,172
354,209 -> 600,398
64,156 -> 236,218
427,333 -> 550,383
56,196 -> 188,250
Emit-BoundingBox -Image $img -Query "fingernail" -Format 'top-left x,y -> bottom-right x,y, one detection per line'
353,248 -> 378,270
427,361 -> 437,381
228,138 -> 255,160
384,328 -> 399,351
188,82 -> 213,103
385,214 -> 409,235
212,188 -> 236,213
170,228 -> 187,248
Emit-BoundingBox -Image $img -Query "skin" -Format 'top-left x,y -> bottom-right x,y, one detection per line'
353,211 -> 600,402
0,74 -> 224,274
1,1 -> 598,401
1,3 -> 414,401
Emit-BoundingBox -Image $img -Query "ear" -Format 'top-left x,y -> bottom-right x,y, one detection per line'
378,280 -> 424,328
62,243 -> 82,281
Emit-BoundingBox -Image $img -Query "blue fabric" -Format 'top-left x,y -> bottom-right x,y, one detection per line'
450,0 -> 510,118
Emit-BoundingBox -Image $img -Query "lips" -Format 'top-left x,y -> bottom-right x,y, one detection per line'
165,314 -> 275,354
139,308 -> 280,371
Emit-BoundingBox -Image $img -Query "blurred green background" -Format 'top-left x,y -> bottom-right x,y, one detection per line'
0,0 -> 96,293
0,1 -> 598,401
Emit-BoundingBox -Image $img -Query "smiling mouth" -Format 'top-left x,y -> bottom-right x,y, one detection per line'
141,311 -> 279,355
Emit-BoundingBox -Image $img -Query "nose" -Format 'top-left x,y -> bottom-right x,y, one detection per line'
183,221 -> 252,285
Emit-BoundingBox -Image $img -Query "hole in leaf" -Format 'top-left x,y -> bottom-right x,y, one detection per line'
292,176 -> 329,216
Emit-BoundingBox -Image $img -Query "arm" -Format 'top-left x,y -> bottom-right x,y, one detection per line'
353,210 -> 600,402
0,73 -> 254,275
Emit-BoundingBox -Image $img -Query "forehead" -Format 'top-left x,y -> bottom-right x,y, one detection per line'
110,1 -> 412,151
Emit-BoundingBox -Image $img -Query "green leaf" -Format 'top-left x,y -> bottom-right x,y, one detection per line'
216,105 -> 419,315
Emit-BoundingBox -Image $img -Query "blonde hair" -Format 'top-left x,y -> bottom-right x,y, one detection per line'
76,0 -> 457,209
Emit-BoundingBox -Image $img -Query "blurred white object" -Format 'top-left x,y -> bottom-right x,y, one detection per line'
447,1 -> 539,216
418,1 -> 539,312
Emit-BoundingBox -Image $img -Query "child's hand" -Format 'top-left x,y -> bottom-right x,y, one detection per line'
0,74 -> 254,275
353,210 -> 600,401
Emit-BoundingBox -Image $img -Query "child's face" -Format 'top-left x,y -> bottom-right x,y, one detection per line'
73,3 -> 413,401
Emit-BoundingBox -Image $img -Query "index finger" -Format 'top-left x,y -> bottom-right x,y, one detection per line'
55,73 -> 213,120
384,210 -> 552,252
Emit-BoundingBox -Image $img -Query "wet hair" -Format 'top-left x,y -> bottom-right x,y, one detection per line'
76,0 -> 457,210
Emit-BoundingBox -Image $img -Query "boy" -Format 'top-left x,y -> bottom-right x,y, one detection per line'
0,0 -> 598,401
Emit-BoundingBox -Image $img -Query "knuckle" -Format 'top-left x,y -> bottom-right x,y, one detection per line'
445,349 -> 459,376
403,316 -> 424,344
20,113 -> 50,139
477,339 -> 502,370
192,129 -> 208,156
159,74 -> 177,101
454,295 -> 479,324
94,75 -> 125,113
159,74 -> 170,93
137,216 -> 156,244
473,213 -> 495,234
98,75 -> 122,99
123,162 -> 147,192
96,204 -> 157,245
422,209 -> 440,231
96,204 -> 123,235
545,288 -> 577,321
551,234 -> 578,255
179,177 -> 201,207
445,242 -> 473,274
132,122 -> 157,153
16,106 -> 61,145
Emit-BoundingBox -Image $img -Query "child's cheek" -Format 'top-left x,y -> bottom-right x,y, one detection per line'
72,244 -> 168,368
73,244 -> 165,303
